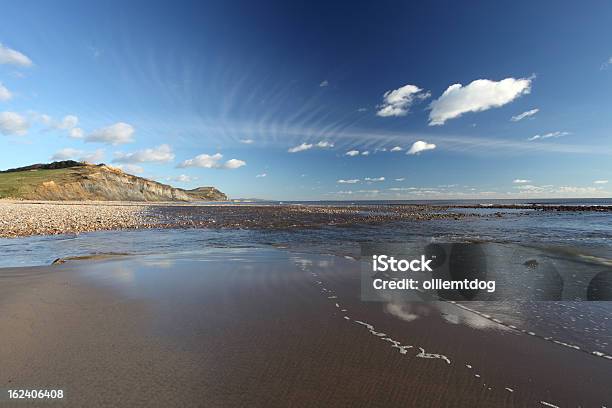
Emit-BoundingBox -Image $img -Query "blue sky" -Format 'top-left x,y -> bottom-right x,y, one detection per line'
1,0 -> 611,200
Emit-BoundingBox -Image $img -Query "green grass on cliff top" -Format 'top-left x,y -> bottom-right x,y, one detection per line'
0,168 -> 78,199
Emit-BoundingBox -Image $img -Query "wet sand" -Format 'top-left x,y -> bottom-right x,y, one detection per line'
0,249 -> 610,407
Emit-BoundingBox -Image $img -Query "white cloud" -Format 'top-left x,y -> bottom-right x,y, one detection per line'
407,141 -> 436,155
345,150 -> 359,157
428,77 -> 532,125
81,149 -> 105,163
51,148 -> 104,163
337,179 -> 360,184
390,146 -> 403,152
594,180 -> 609,184
178,153 -> 246,169
0,82 -> 12,101
513,179 -> 532,184
511,184 -> 607,196
357,107 -> 367,112
30,112 -> 52,126
600,57 -> 612,70
527,131 -> 569,141
288,143 -> 313,153
395,178 -> 406,182
376,84 -> 430,117
178,153 -> 222,168
389,187 -> 417,191
224,159 -> 246,169
113,144 -> 174,164
256,173 -> 267,178
240,139 -> 254,144
555,186 -> 601,194
0,43 -> 32,67
515,184 -> 546,192
58,115 -> 79,129
511,108 -> 539,122
0,111 -> 29,136
51,148 -> 81,160
117,164 -> 144,174
31,113 -> 83,138
288,140 -> 333,153
316,140 -> 334,148
361,151 -> 370,156
319,80 -> 329,87
364,177 -> 385,182
86,122 -> 135,145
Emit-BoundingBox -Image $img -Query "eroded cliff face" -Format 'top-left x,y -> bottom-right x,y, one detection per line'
1,162 -> 228,202
26,166 -> 193,201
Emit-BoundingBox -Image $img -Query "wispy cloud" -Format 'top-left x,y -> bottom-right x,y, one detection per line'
513,179 -> 532,184
594,180 -> 609,184
527,131 -> 569,141
256,173 -> 267,178
511,108 -> 539,122
337,179 -> 360,184
0,43 -> 32,67
376,84 -> 430,117
178,153 -> 246,169
319,80 -> 329,87
173,119 -> 611,156
240,138 -> 254,144
390,146 -> 403,152
429,77 -> 532,125
600,56 -> 612,70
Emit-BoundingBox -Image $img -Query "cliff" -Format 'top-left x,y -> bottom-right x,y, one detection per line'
0,162 -> 227,202
184,187 -> 227,201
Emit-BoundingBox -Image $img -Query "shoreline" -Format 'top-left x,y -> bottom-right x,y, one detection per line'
2,199 -> 611,239
0,200 -> 475,238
